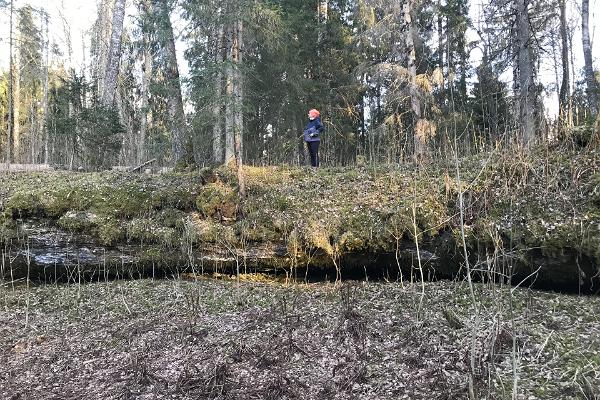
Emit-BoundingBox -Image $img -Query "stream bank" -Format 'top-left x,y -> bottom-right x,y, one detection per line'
1,147 -> 599,292
2,219 -> 597,293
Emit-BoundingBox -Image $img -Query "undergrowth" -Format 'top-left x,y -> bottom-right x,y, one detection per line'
0,146 -> 599,276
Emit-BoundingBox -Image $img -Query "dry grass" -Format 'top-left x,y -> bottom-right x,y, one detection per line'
1,278 -> 598,399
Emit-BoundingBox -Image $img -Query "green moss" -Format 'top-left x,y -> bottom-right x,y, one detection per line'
126,218 -> 177,247
241,222 -> 280,242
157,208 -> 187,230
92,184 -> 152,218
3,190 -> 41,218
196,182 -> 238,219
58,211 -> 98,232
38,188 -> 77,218
184,213 -> 237,244
1,148 -> 599,270
337,231 -> 365,252
94,217 -> 124,246
0,214 -> 16,241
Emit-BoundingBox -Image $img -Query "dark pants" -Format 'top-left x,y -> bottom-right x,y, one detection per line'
306,141 -> 320,167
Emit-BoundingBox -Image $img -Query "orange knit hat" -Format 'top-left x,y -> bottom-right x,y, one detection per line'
308,109 -> 320,118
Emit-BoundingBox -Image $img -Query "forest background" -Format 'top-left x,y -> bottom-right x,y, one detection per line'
0,0 -> 599,170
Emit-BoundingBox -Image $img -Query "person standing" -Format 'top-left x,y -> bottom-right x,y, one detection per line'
303,109 -> 324,168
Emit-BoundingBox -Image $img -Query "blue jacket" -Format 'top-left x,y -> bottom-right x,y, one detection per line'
303,117 -> 324,142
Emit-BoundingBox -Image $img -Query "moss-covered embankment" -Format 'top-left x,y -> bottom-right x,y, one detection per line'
1,147 -> 599,291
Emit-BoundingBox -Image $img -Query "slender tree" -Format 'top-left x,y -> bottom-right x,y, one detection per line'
558,0 -> 571,127
91,0 -> 113,97
582,0 -> 598,118
102,0 -> 126,106
42,10 -> 50,164
233,18 -> 245,199
405,1 -> 426,159
224,20 -> 235,163
212,8 -> 224,164
514,0 -> 536,144
138,0 -> 153,164
6,0 -> 14,163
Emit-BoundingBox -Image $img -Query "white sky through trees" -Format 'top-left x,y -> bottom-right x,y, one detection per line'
0,0 -> 599,116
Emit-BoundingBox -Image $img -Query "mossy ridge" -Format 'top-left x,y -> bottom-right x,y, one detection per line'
0,171 -> 205,247
243,164 -> 455,261
1,147 -> 600,269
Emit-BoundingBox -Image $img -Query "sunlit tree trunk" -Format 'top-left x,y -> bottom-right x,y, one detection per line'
156,0 -> 188,165
318,0 -> 328,45
437,0 -> 444,104
13,26 -> 21,162
558,0 -> 571,127
115,80 -> 133,164
224,23 -> 235,164
213,18 -> 224,164
582,0 -> 598,118
138,27 -> 152,164
404,1 -> 425,160
102,0 -> 125,106
6,0 -> 14,164
93,0 -> 113,97
43,12 -> 50,164
515,0 -> 536,144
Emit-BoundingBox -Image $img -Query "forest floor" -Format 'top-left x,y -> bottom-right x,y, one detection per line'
1,277 -> 598,400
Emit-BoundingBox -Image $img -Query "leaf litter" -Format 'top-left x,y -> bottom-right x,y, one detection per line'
0,277 -> 598,399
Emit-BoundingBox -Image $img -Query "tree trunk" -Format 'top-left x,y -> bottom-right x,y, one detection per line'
6,0 -> 13,163
213,21 -> 224,164
437,0 -> 445,105
318,0 -> 328,47
58,1 -> 73,71
13,28 -> 21,162
101,0 -> 125,107
138,29 -> 152,165
94,0 -> 113,97
224,24 -> 235,164
437,0 -> 443,68
156,0 -> 188,166
558,0 -> 571,127
582,0 -> 598,118
404,1 -> 425,160
115,82 -> 133,165
233,19 -> 245,201
515,0 -> 536,144
43,12 -> 50,164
